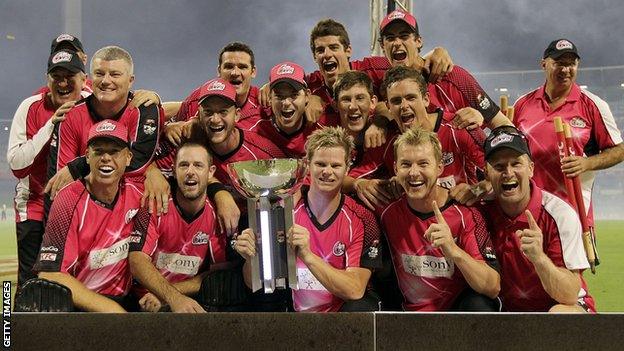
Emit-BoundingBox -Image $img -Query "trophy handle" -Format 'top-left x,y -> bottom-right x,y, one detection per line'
283,196 -> 299,290
247,197 -> 262,292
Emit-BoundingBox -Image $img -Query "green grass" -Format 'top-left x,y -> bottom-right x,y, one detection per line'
0,220 -> 621,311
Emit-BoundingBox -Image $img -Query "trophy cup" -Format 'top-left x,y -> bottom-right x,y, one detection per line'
227,159 -> 308,293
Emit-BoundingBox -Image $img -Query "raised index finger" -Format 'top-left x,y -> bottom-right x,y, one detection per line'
432,200 -> 446,224
525,210 -> 539,230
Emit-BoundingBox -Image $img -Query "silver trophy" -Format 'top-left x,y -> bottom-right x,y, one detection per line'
227,159 -> 308,293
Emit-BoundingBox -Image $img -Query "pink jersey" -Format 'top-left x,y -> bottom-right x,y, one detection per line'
378,197 -> 496,311
48,94 -> 164,180
433,111 -> 486,188
480,181 -> 595,312
348,128 -> 398,180
514,84 -> 622,226
129,197 -> 225,284
211,128 -> 286,186
34,179 -> 144,296
177,84 -> 263,131
249,118 -> 322,158
292,189 -> 382,312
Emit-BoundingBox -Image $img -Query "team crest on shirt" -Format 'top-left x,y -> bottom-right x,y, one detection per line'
129,230 -> 142,243
570,117 -> 587,129
367,239 -> 380,259
125,208 -> 139,224
477,94 -> 491,110
143,118 -> 157,135
192,231 -> 209,245
332,241 -> 346,257
441,152 -> 454,166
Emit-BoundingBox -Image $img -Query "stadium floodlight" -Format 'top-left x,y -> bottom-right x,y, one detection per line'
580,85 -> 588,89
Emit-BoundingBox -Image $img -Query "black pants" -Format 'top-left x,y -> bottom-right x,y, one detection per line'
451,288 -> 501,312
16,220 -> 44,287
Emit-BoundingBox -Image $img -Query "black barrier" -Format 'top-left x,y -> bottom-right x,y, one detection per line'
11,312 -> 624,351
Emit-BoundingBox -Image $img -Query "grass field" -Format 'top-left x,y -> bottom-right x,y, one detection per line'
0,220 -> 621,311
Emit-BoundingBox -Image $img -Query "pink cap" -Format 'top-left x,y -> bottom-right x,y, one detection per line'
269,62 -> 306,90
197,78 -> 237,105
87,119 -> 129,147
380,10 -> 418,34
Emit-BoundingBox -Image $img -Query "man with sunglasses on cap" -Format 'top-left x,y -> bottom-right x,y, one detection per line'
378,10 -> 512,132
32,119 -> 141,312
249,61 -> 322,158
8,49 -> 89,288
480,125 -> 595,312
513,39 -> 624,254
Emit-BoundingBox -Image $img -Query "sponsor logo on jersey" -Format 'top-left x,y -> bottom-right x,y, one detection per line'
207,81 -> 226,91
332,241 -> 346,257
143,118 -> 157,135
483,247 -> 497,261
477,94 -> 491,110
489,134 -> 513,147
367,239 -> 380,259
570,117 -> 587,129
155,252 -> 201,276
441,152 -> 454,166
51,51 -> 73,64
96,121 -> 116,132
437,175 -> 456,189
56,34 -> 75,43
89,237 -> 130,269
297,267 -> 327,291
40,246 -> 58,252
401,254 -> 454,278
276,64 -> 295,75
555,39 -> 574,50
192,231 -> 209,245
39,252 -> 57,261
125,208 -> 139,224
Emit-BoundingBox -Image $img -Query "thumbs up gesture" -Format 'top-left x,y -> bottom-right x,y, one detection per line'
516,210 -> 545,263
424,201 -> 459,257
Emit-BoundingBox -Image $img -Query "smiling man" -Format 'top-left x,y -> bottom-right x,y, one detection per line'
513,39 -> 624,251
479,125 -> 595,312
34,120 -> 141,312
8,49 -> 88,287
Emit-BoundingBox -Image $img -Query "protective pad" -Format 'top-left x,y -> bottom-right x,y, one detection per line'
14,278 -> 74,312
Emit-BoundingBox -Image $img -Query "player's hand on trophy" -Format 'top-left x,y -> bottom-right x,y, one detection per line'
516,210 -> 546,263
233,228 -> 256,260
168,294 -> 206,313
425,201 -> 459,257
51,101 -> 76,124
132,89 -> 161,107
422,46 -> 454,84
305,95 -> 324,123
139,292 -> 163,312
44,166 -> 73,200
288,224 -> 312,260
452,107 -> 484,130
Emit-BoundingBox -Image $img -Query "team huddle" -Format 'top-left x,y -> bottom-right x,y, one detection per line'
8,9 -> 623,313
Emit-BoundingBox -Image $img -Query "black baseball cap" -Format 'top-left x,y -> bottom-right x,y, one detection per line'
47,50 -> 85,74
50,33 -> 84,54
543,38 -> 580,60
484,126 -> 531,161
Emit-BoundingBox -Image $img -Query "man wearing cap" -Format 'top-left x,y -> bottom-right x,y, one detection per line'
129,142 -> 231,313
34,119 -> 141,312
379,9 -> 511,131
46,45 -> 169,216
480,125 -> 595,312
249,61 -> 322,158
8,49 -> 88,287
375,127 -> 500,311
513,39 -> 624,249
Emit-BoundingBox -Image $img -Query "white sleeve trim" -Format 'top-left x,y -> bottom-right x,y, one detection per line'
541,190 -> 589,270
581,89 -> 623,144
7,95 -> 55,171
